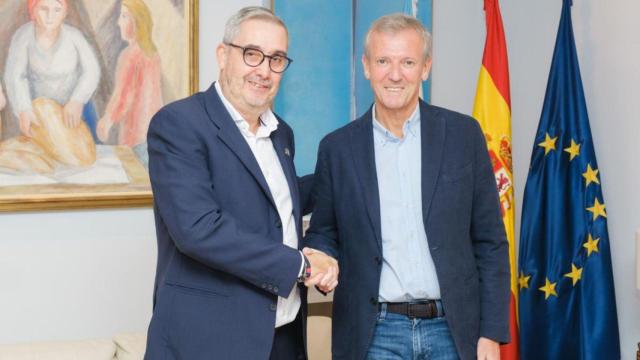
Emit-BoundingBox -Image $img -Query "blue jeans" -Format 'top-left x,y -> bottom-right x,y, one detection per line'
366,304 -> 459,360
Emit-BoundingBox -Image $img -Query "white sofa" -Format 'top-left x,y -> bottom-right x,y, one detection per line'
0,332 -> 146,360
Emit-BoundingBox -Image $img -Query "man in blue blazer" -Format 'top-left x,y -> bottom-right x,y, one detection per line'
144,7 -> 338,360
305,14 -> 510,360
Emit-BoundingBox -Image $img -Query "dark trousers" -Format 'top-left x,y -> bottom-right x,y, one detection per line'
269,311 -> 306,360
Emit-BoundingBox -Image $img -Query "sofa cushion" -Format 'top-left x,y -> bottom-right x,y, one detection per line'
113,333 -> 147,360
0,338 -> 115,360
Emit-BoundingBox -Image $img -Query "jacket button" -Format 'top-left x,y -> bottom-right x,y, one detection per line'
275,220 -> 282,228
270,303 -> 277,311
268,284 -> 273,290
262,283 -> 267,289
374,257 -> 381,264
273,286 -> 279,293
369,297 -> 377,306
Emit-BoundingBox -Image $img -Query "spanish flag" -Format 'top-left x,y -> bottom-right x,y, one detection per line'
472,0 -> 519,358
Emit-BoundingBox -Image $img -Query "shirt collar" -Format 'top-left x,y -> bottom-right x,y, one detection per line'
372,103 -> 420,144
214,81 -> 279,138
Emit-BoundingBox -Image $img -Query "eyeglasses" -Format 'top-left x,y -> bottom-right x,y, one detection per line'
225,43 -> 293,73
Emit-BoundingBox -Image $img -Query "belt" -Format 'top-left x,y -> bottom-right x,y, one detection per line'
381,300 -> 444,319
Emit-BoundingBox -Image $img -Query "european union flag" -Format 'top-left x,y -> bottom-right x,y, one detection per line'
518,1 -> 620,359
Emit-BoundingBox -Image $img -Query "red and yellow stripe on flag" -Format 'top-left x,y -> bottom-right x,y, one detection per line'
472,0 -> 519,358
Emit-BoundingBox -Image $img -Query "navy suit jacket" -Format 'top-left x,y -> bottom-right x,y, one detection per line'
144,83 -> 313,359
305,100 -> 510,360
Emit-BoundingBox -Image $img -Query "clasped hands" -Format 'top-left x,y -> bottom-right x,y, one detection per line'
302,247 -> 339,293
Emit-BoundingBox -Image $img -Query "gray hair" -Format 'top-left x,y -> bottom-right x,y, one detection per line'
222,6 -> 288,44
364,13 -> 432,61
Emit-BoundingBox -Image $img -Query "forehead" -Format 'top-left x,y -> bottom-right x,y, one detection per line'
36,0 -> 65,8
368,29 -> 422,57
234,19 -> 288,52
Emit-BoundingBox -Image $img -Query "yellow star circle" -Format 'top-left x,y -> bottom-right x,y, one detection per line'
538,133 -> 558,156
518,272 -> 531,290
539,278 -> 558,300
582,164 -> 600,187
586,198 -> 607,221
563,263 -> 583,286
563,139 -> 581,161
583,233 -> 600,256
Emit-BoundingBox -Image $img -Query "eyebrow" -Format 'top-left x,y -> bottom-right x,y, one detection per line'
243,43 -> 288,57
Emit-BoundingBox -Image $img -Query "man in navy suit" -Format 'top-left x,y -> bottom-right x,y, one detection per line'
144,7 -> 338,360
305,14 -> 510,360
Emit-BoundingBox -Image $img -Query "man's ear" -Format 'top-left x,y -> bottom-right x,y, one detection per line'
421,58 -> 432,81
216,43 -> 227,71
362,54 -> 371,80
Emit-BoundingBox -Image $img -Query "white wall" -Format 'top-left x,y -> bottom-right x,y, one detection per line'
0,0 -> 264,345
432,1 -> 640,358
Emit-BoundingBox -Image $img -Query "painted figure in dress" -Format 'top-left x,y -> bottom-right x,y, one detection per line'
97,0 -> 163,157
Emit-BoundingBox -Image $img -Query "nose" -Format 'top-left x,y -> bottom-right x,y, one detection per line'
388,63 -> 402,82
254,58 -> 272,78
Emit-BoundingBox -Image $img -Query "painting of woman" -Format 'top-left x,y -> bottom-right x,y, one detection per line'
4,0 -> 101,140
97,0 -> 162,154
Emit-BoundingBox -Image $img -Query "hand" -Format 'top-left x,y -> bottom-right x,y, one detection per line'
63,100 -> 83,128
18,110 -> 39,137
303,247 -> 338,293
477,337 -> 500,360
97,116 -> 112,142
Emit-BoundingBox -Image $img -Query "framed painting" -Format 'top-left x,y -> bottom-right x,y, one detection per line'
0,0 -> 198,211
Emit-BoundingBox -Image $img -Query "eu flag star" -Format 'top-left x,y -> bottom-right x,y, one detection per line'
582,164 -> 600,187
563,139 -> 581,161
563,263 -> 583,286
538,133 -> 558,155
518,272 -> 531,290
586,198 -> 607,221
583,234 -> 600,256
539,278 -> 558,300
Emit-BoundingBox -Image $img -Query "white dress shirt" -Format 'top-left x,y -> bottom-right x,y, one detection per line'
215,82 -> 301,328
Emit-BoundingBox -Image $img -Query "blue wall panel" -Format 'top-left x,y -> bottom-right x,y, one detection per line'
274,1 -> 352,175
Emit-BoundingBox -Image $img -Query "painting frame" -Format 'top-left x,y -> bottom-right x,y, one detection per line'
0,0 -> 199,212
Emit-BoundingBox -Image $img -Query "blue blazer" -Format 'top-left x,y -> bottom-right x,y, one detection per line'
305,100 -> 510,360
144,83 -> 312,359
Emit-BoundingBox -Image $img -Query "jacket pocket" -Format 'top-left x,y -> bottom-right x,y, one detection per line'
165,282 -> 230,298
440,162 -> 472,183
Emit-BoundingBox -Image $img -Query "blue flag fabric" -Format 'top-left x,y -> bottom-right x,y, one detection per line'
518,1 -> 621,359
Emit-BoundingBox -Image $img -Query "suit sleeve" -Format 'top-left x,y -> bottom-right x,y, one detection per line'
303,138 -> 339,260
469,120 -> 511,343
298,174 -> 315,215
148,108 -> 301,298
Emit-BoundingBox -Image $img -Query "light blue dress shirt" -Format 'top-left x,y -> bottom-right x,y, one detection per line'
373,104 -> 441,302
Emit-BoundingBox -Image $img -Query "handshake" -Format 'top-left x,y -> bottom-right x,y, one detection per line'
302,247 -> 339,293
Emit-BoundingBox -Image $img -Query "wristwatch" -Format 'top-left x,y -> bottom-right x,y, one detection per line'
297,254 -> 312,283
